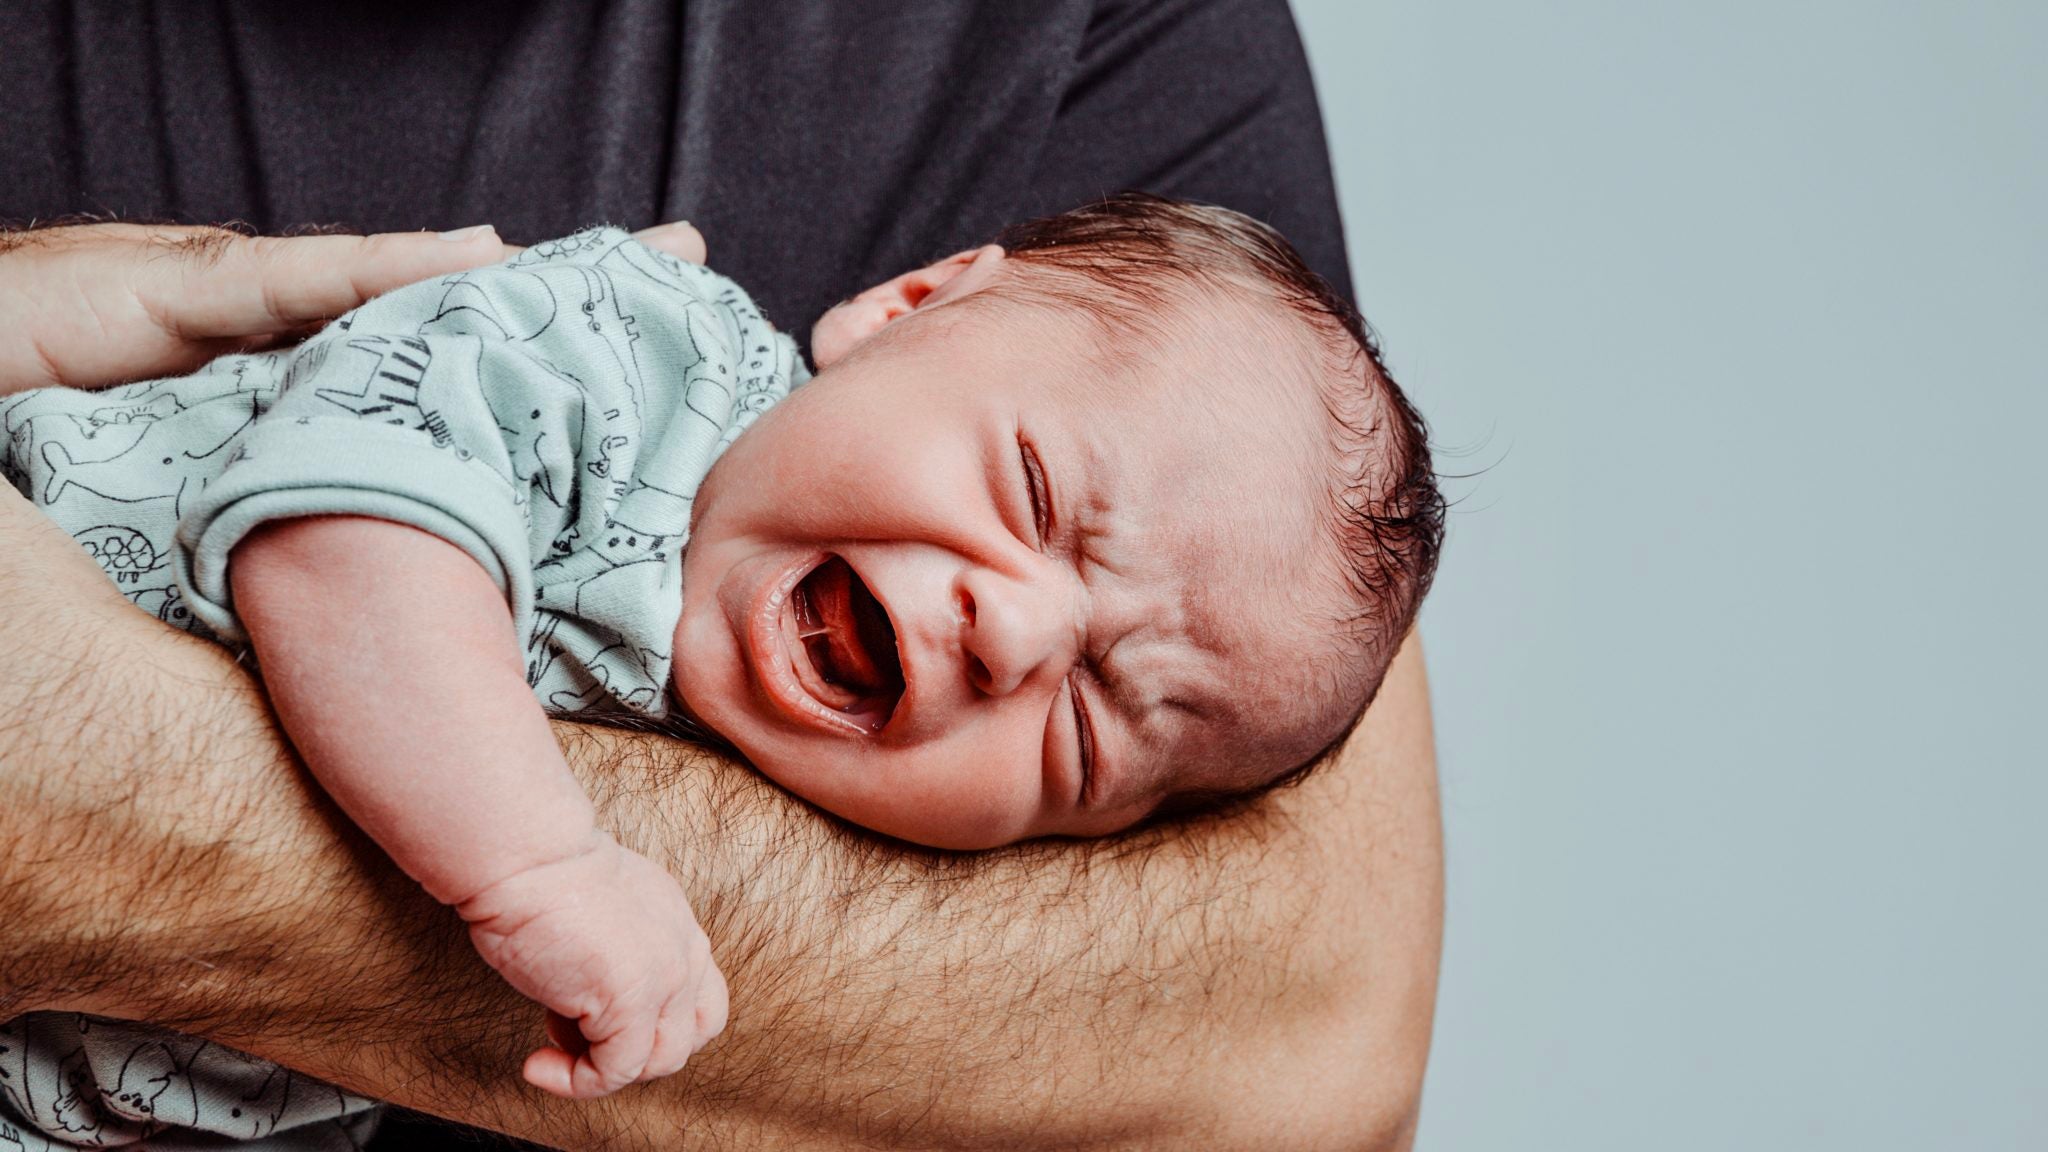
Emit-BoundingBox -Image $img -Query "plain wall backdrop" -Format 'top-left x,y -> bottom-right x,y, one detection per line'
1288,1 -> 2045,1147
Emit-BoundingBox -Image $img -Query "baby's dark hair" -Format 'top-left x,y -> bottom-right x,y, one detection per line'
983,192 -> 1446,807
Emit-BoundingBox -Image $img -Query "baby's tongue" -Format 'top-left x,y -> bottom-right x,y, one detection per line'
801,557 -> 899,696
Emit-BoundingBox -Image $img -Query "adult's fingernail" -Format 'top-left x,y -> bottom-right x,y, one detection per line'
437,224 -> 497,241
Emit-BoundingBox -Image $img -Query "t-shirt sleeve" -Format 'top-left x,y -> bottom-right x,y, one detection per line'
173,327 -> 546,644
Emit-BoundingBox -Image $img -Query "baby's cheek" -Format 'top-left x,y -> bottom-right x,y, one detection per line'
772,743 -> 1033,850
867,747 -> 1044,850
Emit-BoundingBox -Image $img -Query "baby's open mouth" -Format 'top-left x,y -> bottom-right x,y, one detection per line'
789,555 -> 903,728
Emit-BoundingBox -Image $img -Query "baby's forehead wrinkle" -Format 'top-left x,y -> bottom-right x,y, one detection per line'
1070,516 -> 1221,805
1084,525 -> 1335,805
1031,312 -> 1356,802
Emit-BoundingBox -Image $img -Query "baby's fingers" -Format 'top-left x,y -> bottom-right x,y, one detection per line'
543,1008 -> 587,1059
695,961 -> 731,1045
521,1043 -> 581,1100
575,1010 -> 659,1098
521,1011 -> 595,1099
522,1037 -> 643,1101
643,983 -> 711,1080
522,1006 -> 655,1100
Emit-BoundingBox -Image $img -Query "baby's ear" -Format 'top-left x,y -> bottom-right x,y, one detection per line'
811,245 -> 1005,367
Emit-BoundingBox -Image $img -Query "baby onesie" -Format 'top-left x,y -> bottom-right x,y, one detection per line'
0,228 -> 805,1150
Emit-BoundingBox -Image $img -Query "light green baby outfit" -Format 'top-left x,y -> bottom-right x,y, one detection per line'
0,228 -> 805,1150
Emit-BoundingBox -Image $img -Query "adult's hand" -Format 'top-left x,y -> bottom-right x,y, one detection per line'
0,219 -> 708,393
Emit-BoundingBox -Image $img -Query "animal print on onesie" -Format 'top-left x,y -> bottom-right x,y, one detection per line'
0,228 -> 804,1149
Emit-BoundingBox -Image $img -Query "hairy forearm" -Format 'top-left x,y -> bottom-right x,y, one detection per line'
0,510 -> 1439,1149
0,497 -> 479,1056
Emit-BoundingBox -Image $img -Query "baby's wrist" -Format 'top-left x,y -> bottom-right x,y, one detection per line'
448,827 -> 617,923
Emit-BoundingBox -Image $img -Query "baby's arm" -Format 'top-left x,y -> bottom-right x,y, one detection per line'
227,513 -> 728,1098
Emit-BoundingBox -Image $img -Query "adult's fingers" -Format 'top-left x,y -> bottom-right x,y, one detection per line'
0,222 -> 518,393
633,221 -> 708,265
486,223 -> 707,265
0,219 -> 704,395
149,224 -> 504,339
169,219 -> 705,323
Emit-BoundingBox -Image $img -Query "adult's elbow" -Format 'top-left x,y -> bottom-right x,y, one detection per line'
1173,637 -> 1445,1150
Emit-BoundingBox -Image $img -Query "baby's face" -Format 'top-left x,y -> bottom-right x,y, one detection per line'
673,283 -> 1354,848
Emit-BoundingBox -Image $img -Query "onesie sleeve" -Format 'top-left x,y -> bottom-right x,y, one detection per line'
174,226 -> 793,652
172,328 -> 545,644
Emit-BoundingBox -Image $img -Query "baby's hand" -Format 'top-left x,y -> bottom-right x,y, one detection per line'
457,834 -> 729,1099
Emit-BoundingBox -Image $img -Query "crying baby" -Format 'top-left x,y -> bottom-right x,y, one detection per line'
2,192 -> 1443,1102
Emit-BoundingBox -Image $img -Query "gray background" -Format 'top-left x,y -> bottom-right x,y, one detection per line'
1289,0 -> 2045,1147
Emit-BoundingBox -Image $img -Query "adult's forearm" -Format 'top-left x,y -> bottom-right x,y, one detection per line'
0,514 -> 1439,1149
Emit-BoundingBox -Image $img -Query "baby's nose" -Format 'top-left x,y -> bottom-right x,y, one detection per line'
954,565 -> 1080,697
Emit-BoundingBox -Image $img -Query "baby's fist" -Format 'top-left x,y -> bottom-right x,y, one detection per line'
457,834 -> 729,1098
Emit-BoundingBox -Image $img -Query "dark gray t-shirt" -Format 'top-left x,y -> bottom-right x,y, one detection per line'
0,0 -> 1355,339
